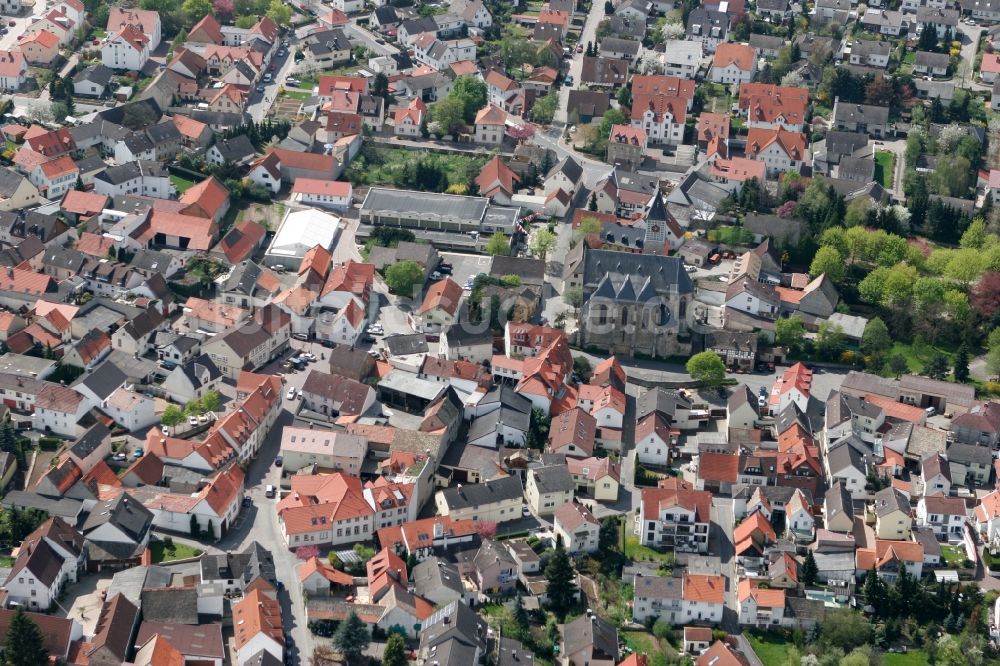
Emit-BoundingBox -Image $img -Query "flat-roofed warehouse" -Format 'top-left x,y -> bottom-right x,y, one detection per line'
359,187 -> 520,235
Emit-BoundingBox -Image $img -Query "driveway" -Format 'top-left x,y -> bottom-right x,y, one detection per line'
555,7 -> 605,124
711,498 -> 738,632
954,22 -> 984,89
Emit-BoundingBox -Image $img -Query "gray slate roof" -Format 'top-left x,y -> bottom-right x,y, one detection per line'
439,474 -> 523,510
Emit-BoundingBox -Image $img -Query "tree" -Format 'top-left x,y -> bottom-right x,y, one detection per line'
861,317 -> 891,356
686,351 -> 726,388
475,521 -> 497,539
513,592 -> 529,633
451,75 -> 488,122
531,90 -> 559,124
573,356 -> 591,381
161,405 -> 184,427
213,0 -> 235,19
384,260 -> 424,296
296,545 -> 320,560
588,192 -> 598,211
182,0 -> 212,20
810,246 -> 846,283
333,611 -> 370,664
954,344 -> 970,383
200,390 -> 221,413
821,607 -> 873,652
265,0 -> 292,25
4,607 -> 48,666
544,541 -> 578,619
430,95 -> 466,137
529,229 -> 556,264
190,514 -> 200,538
564,286 -> 583,312
0,420 -> 17,455
801,551 -> 818,586
815,322 -> 846,360
775,316 -> 806,352
973,272 -> 1000,320
526,408 -> 550,449
924,353 -> 950,380
383,633 -> 408,666
887,353 -> 909,377
918,24 -> 939,51
485,232 -> 510,256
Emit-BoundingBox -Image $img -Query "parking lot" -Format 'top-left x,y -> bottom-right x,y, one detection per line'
440,251 -> 492,288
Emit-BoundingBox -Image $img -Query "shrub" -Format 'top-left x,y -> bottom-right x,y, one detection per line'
38,437 -> 61,451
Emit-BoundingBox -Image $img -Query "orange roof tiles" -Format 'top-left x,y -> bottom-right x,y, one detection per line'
631,74 -> 695,98
418,278 -> 463,316
698,451 -> 740,483
233,586 -> 283,650
683,573 -> 725,604
475,155 -> 519,199
862,394 -> 928,422
713,43 -> 756,71
641,477 -> 711,523
179,176 -> 229,220
61,190 -> 109,217
475,104 -> 507,125
746,127 -> 807,161
737,578 -> 785,607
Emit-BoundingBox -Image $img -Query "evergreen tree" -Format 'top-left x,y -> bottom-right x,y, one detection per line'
588,191 -> 598,211
801,551 -> 818,586
954,345 -> 970,383
0,419 -> 17,455
190,514 -> 200,538
513,592 -> 529,634
4,607 -> 48,666
863,565 -> 887,616
383,632 -> 407,666
544,541 -> 578,619
334,611 -> 370,664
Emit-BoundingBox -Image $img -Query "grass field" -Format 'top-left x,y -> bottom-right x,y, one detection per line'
149,541 -> 202,563
281,89 -> 311,101
346,144 -> 488,191
941,544 -> 966,566
170,174 -> 195,193
883,650 -> 931,666
622,525 -> 675,564
875,150 -> 896,189
886,340 -> 956,375
746,632 -> 794,665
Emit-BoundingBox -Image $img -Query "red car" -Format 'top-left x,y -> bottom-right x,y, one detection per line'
7,21 -> 14,27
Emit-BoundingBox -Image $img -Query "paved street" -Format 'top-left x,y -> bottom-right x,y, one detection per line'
711,498 -> 738,632
248,38 -> 297,122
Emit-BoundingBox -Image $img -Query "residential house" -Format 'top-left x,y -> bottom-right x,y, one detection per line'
552,501 -> 600,553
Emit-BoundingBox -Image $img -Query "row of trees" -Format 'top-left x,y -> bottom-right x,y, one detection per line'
161,390 -> 222,427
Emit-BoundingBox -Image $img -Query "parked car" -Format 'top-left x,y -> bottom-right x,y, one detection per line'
286,387 -> 296,399
161,426 -> 170,436
430,271 -> 442,279
188,416 -> 198,426
265,484 -> 276,498
242,495 -> 252,507
275,455 -> 283,467
293,332 -> 308,341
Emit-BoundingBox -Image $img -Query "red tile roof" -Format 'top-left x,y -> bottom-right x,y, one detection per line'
418,278 -> 463,316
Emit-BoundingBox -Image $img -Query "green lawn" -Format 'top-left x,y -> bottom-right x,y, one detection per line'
884,650 -> 931,666
149,541 -> 202,563
170,174 -> 195,193
623,530 -> 675,564
621,631 -> 658,654
902,51 -> 916,64
887,340 -> 956,375
281,90 -> 311,101
874,150 -> 896,189
941,544 -> 966,566
746,633 -> 794,664
0,555 -> 14,567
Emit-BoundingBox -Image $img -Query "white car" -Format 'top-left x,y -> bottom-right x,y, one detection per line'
286,387 -> 297,400
431,271 -> 442,280
188,416 -> 198,426
161,426 -> 170,436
